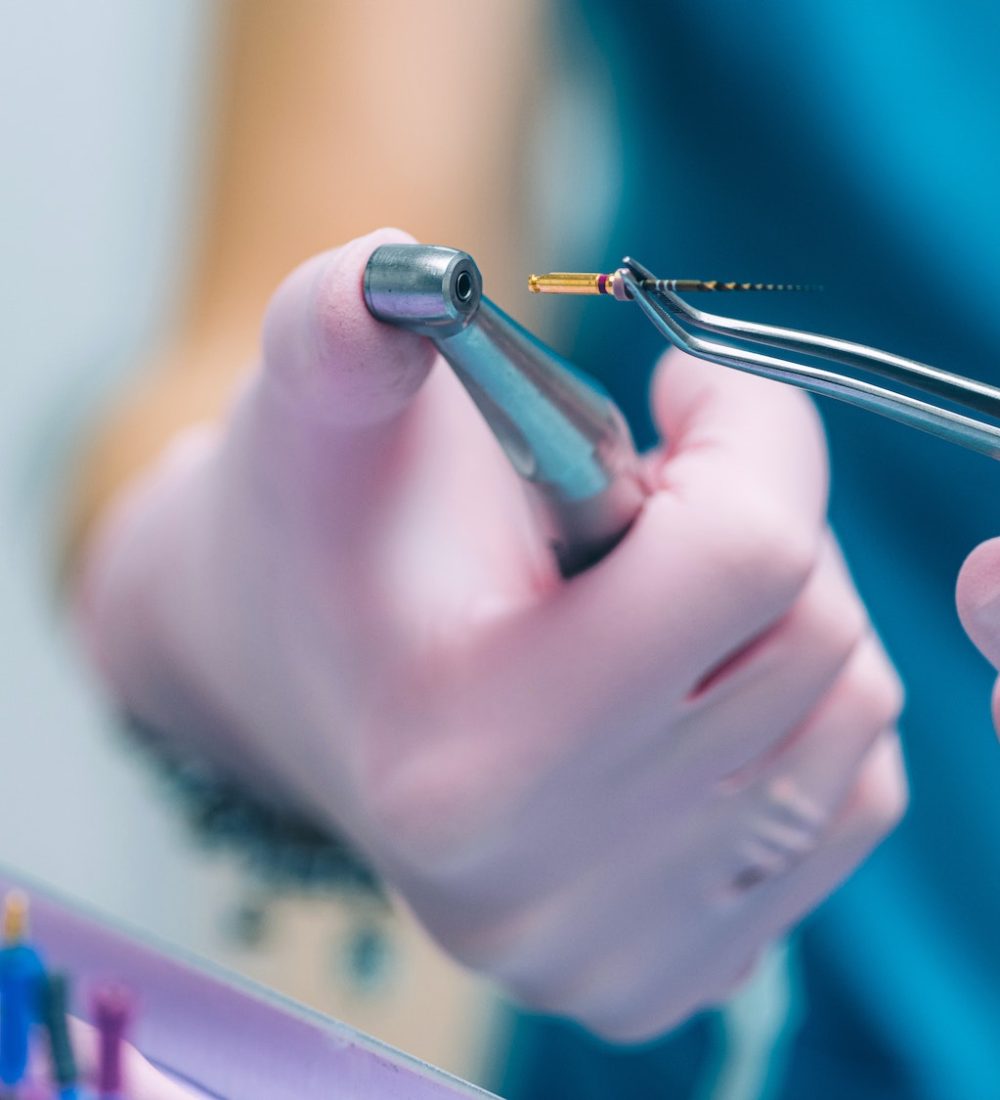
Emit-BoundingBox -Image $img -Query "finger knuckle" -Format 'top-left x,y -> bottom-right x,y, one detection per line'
793,579 -> 869,671
842,642 -> 906,731
853,737 -> 909,837
363,763 -> 461,872
709,492 -> 818,609
361,724 -> 492,875
575,987 -> 696,1046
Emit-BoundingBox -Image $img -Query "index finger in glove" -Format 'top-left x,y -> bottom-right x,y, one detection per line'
649,348 -> 828,530
225,227 -> 444,553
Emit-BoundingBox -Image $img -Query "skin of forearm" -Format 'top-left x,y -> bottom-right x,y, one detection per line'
69,0 -> 542,567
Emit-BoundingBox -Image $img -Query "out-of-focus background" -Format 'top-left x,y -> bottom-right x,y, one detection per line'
1,2 -> 226,937
2,0 -> 580,1086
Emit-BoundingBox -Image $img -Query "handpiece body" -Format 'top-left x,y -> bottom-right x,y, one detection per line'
364,244 -> 647,576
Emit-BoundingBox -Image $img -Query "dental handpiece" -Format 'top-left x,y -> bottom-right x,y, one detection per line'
364,244 -> 647,577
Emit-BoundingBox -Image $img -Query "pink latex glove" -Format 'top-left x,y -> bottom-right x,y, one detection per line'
957,540 -> 1000,727
79,228 -> 907,1042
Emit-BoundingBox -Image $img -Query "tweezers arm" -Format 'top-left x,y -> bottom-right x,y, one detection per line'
660,289 -> 1000,420
620,270 -> 1000,461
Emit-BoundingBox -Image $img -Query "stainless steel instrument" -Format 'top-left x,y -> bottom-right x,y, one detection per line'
364,243 -> 647,577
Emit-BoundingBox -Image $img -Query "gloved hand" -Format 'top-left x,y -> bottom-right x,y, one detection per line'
79,228 -> 907,1042
956,540 -> 1000,729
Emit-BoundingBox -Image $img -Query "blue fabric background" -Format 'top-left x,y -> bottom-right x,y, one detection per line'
499,3 -> 1000,1096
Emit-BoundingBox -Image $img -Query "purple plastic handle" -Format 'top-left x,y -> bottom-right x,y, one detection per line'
0,871 -> 498,1099
93,983 -> 131,1094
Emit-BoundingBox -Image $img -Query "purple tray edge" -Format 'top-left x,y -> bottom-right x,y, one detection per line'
0,870 -> 498,1100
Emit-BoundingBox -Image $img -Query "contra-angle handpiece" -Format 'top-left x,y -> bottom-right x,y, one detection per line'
364,244 -> 648,578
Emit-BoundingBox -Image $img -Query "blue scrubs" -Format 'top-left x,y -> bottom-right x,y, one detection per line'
498,3 -> 1000,1096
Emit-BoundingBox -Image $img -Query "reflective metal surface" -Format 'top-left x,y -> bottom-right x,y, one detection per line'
620,257 -> 1000,460
365,244 -> 647,576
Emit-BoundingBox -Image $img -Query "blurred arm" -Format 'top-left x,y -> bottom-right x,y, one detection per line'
69,0 -> 540,563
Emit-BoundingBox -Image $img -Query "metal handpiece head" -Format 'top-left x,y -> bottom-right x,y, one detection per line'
364,244 -> 483,337
362,242 -> 647,577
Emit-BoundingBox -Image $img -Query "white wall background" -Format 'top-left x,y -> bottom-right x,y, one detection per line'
0,0 -> 249,956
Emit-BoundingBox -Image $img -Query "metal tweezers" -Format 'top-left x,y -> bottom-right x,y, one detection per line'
535,258 -> 1000,459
